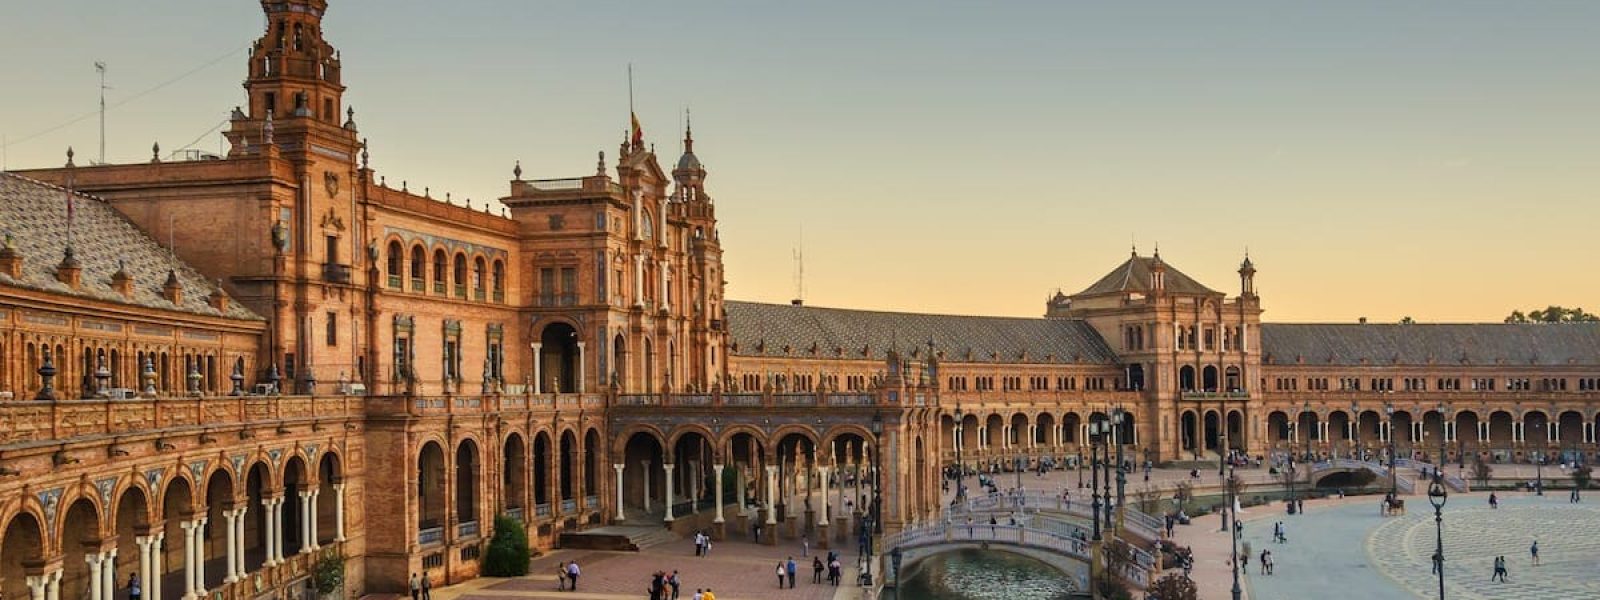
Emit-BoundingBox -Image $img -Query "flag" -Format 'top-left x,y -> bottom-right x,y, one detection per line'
630,112 -> 644,148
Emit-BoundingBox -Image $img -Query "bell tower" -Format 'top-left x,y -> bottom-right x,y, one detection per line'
247,0 -> 343,123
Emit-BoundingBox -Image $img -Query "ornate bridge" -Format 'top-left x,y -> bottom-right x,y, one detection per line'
882,522 -> 1152,592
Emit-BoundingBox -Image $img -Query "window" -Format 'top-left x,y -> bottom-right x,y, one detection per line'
386,241 -> 403,282
433,249 -> 447,293
453,254 -> 467,297
561,267 -> 577,300
540,268 -> 555,304
410,245 -> 426,282
325,312 -> 338,346
492,260 -> 505,301
326,235 -> 340,264
284,352 -> 296,382
473,257 -> 487,292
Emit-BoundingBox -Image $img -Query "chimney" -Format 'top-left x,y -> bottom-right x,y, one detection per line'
0,233 -> 22,279
162,269 -> 184,305
207,279 -> 230,312
55,246 -> 82,289
111,260 -> 134,298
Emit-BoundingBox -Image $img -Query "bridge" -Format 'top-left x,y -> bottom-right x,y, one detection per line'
1308,458 -> 1426,493
947,491 -> 1166,543
882,522 -> 1153,593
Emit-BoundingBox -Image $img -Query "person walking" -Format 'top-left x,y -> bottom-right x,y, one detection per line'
1530,540 -> 1540,566
812,557 -> 824,584
410,573 -> 421,599
693,589 -> 704,600
128,574 -> 141,600
1489,492 -> 1498,509
703,537 -> 712,557
1491,555 -> 1507,582
775,562 -> 787,588
694,531 -> 704,556
786,556 -> 797,588
668,570 -> 681,600
421,572 -> 432,600
566,561 -> 581,591
829,557 -> 842,586
801,535 -> 810,557
1431,551 -> 1442,575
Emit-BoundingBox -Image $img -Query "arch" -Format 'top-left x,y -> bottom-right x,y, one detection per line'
985,414 -> 1004,449
1227,409 -> 1245,452
957,414 -> 981,451
1328,410 -> 1351,442
1009,412 -> 1029,448
559,430 -> 578,501
2,511 -> 45,600
1267,411 -> 1290,443
503,433 -> 528,513
1223,366 -> 1241,392
282,456 -> 309,555
418,441 -> 446,541
1062,413 -> 1081,446
1203,410 -> 1221,453
1421,410 -> 1446,451
316,452 -> 341,546
473,255 -> 487,294
491,259 -> 505,296
60,497 -> 102,600
584,428 -> 602,502
611,334 -> 627,390
456,439 -> 481,527
1178,365 -> 1196,392
1488,410 -> 1515,449
671,429 -> 715,508
244,461 -> 271,571
203,468 -> 235,588
1202,365 -> 1219,392
532,432 -> 552,507
409,243 -> 426,282
112,485 -> 152,576
432,248 -> 448,292
1558,410 -> 1585,449
1358,410 -> 1383,454
1035,413 -> 1056,446
386,240 -> 403,280
621,431 -> 666,515
538,322 -> 581,393
452,252 -> 468,295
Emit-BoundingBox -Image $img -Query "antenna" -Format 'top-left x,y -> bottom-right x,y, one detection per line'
792,225 -> 805,306
627,63 -> 635,117
96,62 -> 109,164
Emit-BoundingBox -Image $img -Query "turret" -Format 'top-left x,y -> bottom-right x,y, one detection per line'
1238,252 -> 1256,297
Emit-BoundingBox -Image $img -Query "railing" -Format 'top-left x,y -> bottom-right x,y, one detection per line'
884,523 -> 1148,590
386,274 -> 402,289
1179,391 -> 1250,400
1395,458 -> 1469,492
323,263 -> 352,284
535,503 -> 552,518
561,499 -> 578,513
536,294 -> 579,307
618,394 -> 658,406
411,277 -> 425,292
673,395 -> 713,406
526,177 -> 584,191
0,394 -> 362,446
454,284 -> 467,298
1310,458 -> 1416,493
827,393 -> 876,406
505,507 -> 524,523
474,288 -> 486,301
458,520 -> 479,539
949,491 -> 1163,540
434,281 -> 446,294
493,290 -> 504,304
724,394 -> 764,406
585,495 -> 600,509
774,393 -> 816,406
418,526 -> 444,546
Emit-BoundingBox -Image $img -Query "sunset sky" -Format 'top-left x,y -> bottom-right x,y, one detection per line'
3,1 -> 1597,322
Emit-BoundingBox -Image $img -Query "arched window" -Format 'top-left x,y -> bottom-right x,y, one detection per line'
473,257 -> 487,298
385,241 -> 403,287
432,249 -> 447,294
453,253 -> 467,297
409,244 -> 425,287
491,260 -> 505,302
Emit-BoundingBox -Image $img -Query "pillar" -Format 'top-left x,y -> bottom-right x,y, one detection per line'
180,520 -> 199,600
817,466 -> 831,522
736,466 -> 748,516
640,460 -> 652,512
271,497 -> 285,564
298,492 -> 312,554
85,551 -> 105,600
223,510 -> 239,583
612,464 -> 626,522
308,490 -> 321,550
25,571 -> 49,600
148,533 -> 163,600
136,536 -> 156,600
764,465 -> 779,524
263,498 -> 278,566
531,343 -> 543,394
712,464 -> 726,523
333,484 -> 347,542
663,463 -> 676,522
232,507 -> 246,580
576,341 -> 586,392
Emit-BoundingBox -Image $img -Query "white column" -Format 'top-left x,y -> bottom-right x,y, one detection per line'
44,569 -> 63,600
261,498 -> 276,566
663,463 -> 676,522
816,466 -> 830,522
148,533 -> 163,600
194,517 -> 208,596
333,484 -> 346,542
232,508 -> 246,579
1552,422 -> 1560,443
179,520 -> 197,600
308,490 -> 321,550
297,492 -> 312,554
612,464 -> 626,522
640,460 -> 652,512
764,465 -> 779,524
136,536 -> 156,600
85,550 -> 105,600
104,549 -> 119,600
223,510 -> 239,583
531,343 -> 543,394
25,572 -> 49,600
1028,425 -> 1037,448
712,464 -> 725,523
576,341 -> 586,393
271,498 -> 285,564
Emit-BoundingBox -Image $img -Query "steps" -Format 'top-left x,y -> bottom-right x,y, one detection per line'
558,525 -> 680,552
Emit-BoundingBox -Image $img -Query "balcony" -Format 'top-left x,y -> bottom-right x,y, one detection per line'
505,507 -> 524,523
1180,390 -> 1251,400
322,263 -> 353,284
454,284 -> 466,298
536,294 -> 579,307
474,288 -> 486,302
493,290 -> 504,304
433,281 -> 446,294
560,499 -> 578,513
411,277 -> 425,292
418,526 -> 444,546
535,503 -> 552,518
457,520 -> 480,539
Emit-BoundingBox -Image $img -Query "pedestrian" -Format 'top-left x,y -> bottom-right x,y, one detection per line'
556,562 -> 568,590
1431,550 -> 1442,575
753,522 -> 763,543
786,556 -> 797,588
812,556 -> 824,583
1530,540 -> 1539,566
802,535 -> 810,557
669,570 -> 681,600
703,589 -> 716,600
566,561 -> 580,591
775,562 -> 786,588
693,589 -> 704,600
1489,492 -> 1498,509
989,515 -> 997,536
410,573 -> 421,599
128,574 -> 141,600
703,538 -> 712,557
1491,555 -> 1507,582
1259,549 -> 1269,575
421,572 -> 432,600
649,572 -> 665,600
966,515 -> 974,537
829,557 -> 842,586
694,531 -> 704,556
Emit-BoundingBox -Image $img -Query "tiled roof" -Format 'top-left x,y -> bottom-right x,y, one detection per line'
1260,323 -> 1600,366
1076,254 -> 1218,296
725,300 -> 1118,364
0,172 -> 263,321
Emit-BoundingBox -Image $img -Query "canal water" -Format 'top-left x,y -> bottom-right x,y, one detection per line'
893,548 -> 1077,599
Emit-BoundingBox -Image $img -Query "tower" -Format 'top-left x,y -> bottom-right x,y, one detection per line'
1238,253 -> 1256,297
226,0 -> 354,156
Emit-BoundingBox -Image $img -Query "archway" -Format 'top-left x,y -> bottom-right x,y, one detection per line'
1202,366 -> 1219,392
959,414 -> 980,454
1391,411 -> 1414,458
1267,411 -> 1289,446
456,440 -> 480,531
244,463 -> 269,571
503,434 -> 527,516
417,442 -> 446,540
774,432 -> 819,522
113,486 -> 151,598
316,453 -> 341,546
1062,413 -> 1081,446
1181,411 -> 1199,456
559,431 -> 577,501
1454,411 -> 1480,460
1009,413 -> 1028,455
1178,366 -> 1196,392
985,414 -> 1004,452
281,458 -> 307,556
828,432 -> 870,516
1358,411 -> 1383,458
672,431 -> 715,513
584,429 -> 601,504
1224,366 -> 1241,392
1,512 -> 44,600
159,478 -> 193,600
61,498 -> 101,600
1328,411 -> 1351,453
1203,411 -> 1220,453
1488,411 -> 1514,452
1421,411 -> 1446,460
203,470 -> 234,588
1127,364 -> 1145,391
533,433 -> 552,509
622,432 -> 666,517
1035,413 -> 1056,447
729,432 -> 767,516
538,323 -> 580,393
1118,411 -> 1136,446
1227,410 -> 1245,452
1525,411 -> 1551,459
1559,411 -> 1585,461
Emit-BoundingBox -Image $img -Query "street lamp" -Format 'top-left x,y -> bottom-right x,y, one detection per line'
1088,419 -> 1104,543
954,406 -> 966,503
1229,463 -> 1243,600
1438,403 -> 1448,472
1427,473 -> 1448,600
1386,404 -> 1398,498
1302,402 -> 1314,461
1351,401 -> 1361,460
1077,447 -> 1085,489
871,412 -> 885,535
1535,450 -> 1544,497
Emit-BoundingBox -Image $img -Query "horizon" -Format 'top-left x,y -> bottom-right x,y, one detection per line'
2,1 -> 1596,323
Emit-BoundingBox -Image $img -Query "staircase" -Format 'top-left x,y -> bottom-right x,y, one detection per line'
559,524 -> 680,552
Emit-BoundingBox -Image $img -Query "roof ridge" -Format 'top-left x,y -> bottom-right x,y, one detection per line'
724,299 -> 1082,323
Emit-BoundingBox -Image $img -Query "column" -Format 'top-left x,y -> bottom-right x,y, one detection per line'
712,464 -> 726,523
148,533 -> 163,600
1552,422 -> 1560,443
85,551 -> 104,600
194,517 -> 208,596
223,510 -> 239,583
103,549 -> 119,600
576,342 -> 586,393
764,465 -> 779,524
136,535 -> 156,600
531,343 -> 543,394
271,498 -> 285,564
308,490 -> 321,550
180,520 -> 198,600
640,460 -> 652,512
612,464 -> 627,521
298,492 -> 312,554
25,572 -> 49,600
262,498 -> 277,566
736,466 -> 749,516
232,507 -> 246,580
633,255 -> 644,307
44,569 -> 62,600
816,466 -> 830,522
333,484 -> 346,542
663,463 -> 676,522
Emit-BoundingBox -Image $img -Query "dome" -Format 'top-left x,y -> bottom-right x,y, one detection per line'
676,150 -> 702,172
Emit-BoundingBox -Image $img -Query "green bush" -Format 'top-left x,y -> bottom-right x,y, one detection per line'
483,514 -> 530,577
311,550 -> 345,598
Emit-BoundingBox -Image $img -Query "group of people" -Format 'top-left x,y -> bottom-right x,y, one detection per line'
553,561 -> 581,591
646,570 -> 681,600
407,572 -> 432,600
693,531 -> 714,556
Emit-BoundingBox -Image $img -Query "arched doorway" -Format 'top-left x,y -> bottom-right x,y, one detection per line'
61,498 -> 101,600
533,433 -> 552,511
455,440 -> 480,533
985,414 -> 1004,453
281,458 -> 308,556
1126,364 -> 1145,391
828,432 -> 870,517
503,434 -> 527,517
730,432 -> 767,516
584,429 -> 602,508
559,431 -> 577,501
538,323 -> 580,393
316,454 -> 340,546
244,463 -> 269,571
1267,411 -> 1289,449
1203,411 -> 1220,453
203,470 -> 234,588
113,486 -> 151,598
1359,410 -> 1383,459
774,432 -> 818,522
1,512 -> 44,600
1181,411 -> 1199,456
159,478 -> 193,600
1227,410 -> 1245,452
1036,413 -> 1056,447
622,432 -> 666,518
1328,411 -> 1351,455
1224,366 -> 1241,392
672,431 -> 715,514
417,442 -> 446,542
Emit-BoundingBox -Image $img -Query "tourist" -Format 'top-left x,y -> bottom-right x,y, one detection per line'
1431,550 -> 1442,575
556,562 -> 569,590
421,572 -> 432,600
693,589 -> 704,600
989,515 -> 998,536
702,589 -> 716,600
1489,492 -> 1499,509
753,522 -> 763,542
703,537 -> 712,557
802,534 -> 810,557
694,531 -> 704,556
566,561 -> 580,591
966,515 -> 974,537
669,570 -> 681,600
775,562 -> 786,588
648,571 -> 664,600
1491,555 -> 1508,582
128,574 -> 140,600
812,556 -> 825,583
1530,540 -> 1539,566
786,556 -> 798,588
829,557 -> 843,586
410,573 -> 421,599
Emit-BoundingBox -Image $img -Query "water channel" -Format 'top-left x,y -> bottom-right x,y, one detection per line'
892,548 -> 1078,599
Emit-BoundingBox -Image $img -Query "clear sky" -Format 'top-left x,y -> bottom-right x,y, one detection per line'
3,1 -> 1597,323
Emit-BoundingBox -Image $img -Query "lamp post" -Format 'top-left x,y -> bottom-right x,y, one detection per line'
1112,408 -> 1126,531
1302,402 -> 1314,461
1229,463 -> 1242,600
1427,473 -> 1448,600
871,413 -> 884,535
954,406 -> 966,503
1535,450 -> 1544,497
1077,447 -> 1085,489
1438,403 -> 1448,473
1089,419 -> 1103,543
1351,402 -> 1361,460
1386,404 -> 1398,498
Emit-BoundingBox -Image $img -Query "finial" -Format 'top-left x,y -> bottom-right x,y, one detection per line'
1153,242 -> 1160,259
596,151 -> 606,176
401,180 -> 407,192
513,160 -> 523,180
501,207 -> 507,217
650,143 -> 655,154
152,142 -> 161,163
263,109 -> 275,145
380,175 -> 386,187
344,106 -> 356,129
684,108 -> 694,152
424,186 -> 430,198
360,138 -> 369,169
66,147 -> 75,167
446,192 -> 452,202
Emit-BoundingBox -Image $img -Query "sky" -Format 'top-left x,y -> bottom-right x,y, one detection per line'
2,1 -> 1597,323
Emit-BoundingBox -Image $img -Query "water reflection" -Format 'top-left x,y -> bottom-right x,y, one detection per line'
895,548 -> 1076,600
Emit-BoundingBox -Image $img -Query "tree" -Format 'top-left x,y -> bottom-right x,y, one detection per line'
483,514 -> 531,576
311,550 -> 346,599
1146,573 -> 1200,600
1472,456 -> 1493,488
1172,480 -> 1194,508
1572,464 -> 1592,500
1505,306 -> 1600,323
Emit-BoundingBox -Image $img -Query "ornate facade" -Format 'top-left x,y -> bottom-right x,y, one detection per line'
4,2 -> 1599,600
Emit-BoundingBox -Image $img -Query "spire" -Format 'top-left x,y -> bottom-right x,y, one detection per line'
684,107 -> 694,154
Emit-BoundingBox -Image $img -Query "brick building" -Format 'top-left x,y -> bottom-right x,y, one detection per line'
3,2 -> 1599,600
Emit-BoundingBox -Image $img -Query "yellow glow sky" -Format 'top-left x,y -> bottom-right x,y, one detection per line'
3,1 -> 1596,322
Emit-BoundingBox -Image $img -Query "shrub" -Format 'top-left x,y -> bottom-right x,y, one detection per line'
311,550 -> 345,598
1146,573 -> 1199,600
483,514 -> 530,577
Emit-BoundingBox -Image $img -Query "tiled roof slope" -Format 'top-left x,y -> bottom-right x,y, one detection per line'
1260,323 -> 1600,366
726,300 -> 1118,364
0,172 -> 262,320
1076,255 -> 1218,296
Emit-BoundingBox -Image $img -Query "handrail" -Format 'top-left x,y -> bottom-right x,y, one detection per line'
884,522 -> 1147,589
948,491 -> 1162,540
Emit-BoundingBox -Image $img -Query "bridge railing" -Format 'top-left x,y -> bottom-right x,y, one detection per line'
1311,458 -> 1416,493
1395,458 -> 1469,492
884,523 -> 1148,589
948,491 -> 1163,540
